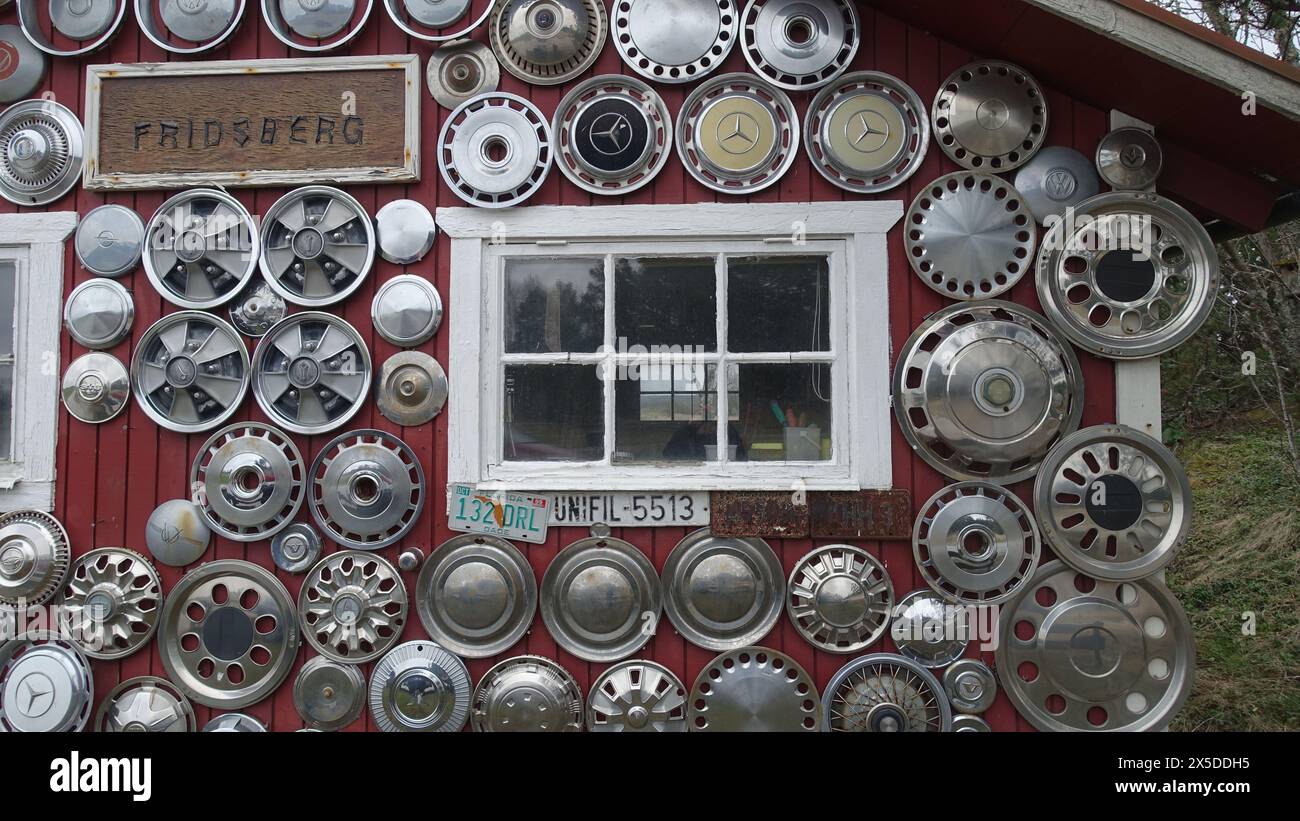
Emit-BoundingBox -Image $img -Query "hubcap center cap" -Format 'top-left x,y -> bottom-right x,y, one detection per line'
292,227 -> 326,259
164,355 -> 198,388
288,356 -> 321,388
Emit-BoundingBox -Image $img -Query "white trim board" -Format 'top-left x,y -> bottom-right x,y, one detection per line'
0,212 -> 76,513
1028,0 -> 1300,122
438,200 -> 903,492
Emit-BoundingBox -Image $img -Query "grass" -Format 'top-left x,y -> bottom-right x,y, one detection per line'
1166,422 -> 1300,731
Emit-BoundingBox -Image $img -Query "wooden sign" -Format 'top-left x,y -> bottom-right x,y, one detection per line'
83,55 -> 420,190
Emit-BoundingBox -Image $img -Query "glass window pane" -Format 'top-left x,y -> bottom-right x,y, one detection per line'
727,256 -> 830,353
730,363 -> 832,462
0,261 -> 14,357
503,365 -> 604,461
0,364 -> 11,461
615,257 -> 716,352
504,257 -> 605,353
616,364 -> 734,463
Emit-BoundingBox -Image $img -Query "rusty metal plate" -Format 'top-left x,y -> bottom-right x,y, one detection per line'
709,492 -> 809,539
809,490 -> 911,540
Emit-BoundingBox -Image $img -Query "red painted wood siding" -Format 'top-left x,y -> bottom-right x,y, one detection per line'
1,2 -> 1119,731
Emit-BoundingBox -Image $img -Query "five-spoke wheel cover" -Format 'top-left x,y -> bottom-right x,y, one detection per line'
131,312 -> 250,434
251,312 -> 372,435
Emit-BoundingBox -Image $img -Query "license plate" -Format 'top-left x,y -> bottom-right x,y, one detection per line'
548,493 -> 709,527
446,484 -> 549,544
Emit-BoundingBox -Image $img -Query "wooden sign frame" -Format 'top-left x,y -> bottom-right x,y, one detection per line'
83,54 -> 420,191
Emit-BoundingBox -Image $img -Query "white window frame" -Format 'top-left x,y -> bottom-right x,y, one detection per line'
438,202 -> 902,492
0,212 -> 76,513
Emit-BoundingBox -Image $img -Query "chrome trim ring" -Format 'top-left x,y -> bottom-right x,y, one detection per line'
996,560 -> 1194,732
823,653 -> 951,732
131,311 -> 250,434
913,481 -> 1040,605
158,559 -> 300,709
262,0 -> 373,52
1033,425 -> 1192,581
190,422 -> 305,542
1035,192 -> 1219,359
142,188 -> 259,309
381,0 -> 493,42
587,660 -> 688,732
16,0 -> 126,57
58,547 -> 161,660
416,533 -> 537,658
259,185 -> 375,307
298,550 -> 408,663
932,59 -> 1047,172
892,300 -> 1084,484
905,171 -> 1036,300
308,429 -> 426,550
786,543 -> 892,653
250,312 -> 371,435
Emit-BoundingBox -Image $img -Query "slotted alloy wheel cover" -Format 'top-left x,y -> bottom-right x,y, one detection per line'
299,550 -> 408,663
552,74 -> 674,196
740,0 -> 858,90
416,534 -> 537,658
662,528 -> 784,651
996,560 -> 1194,732
131,312 -> 250,434
251,312 -> 372,435
912,481 -> 1040,605
932,59 -> 1047,172
541,535 -> 661,663
94,676 -> 195,732
259,186 -> 375,307
688,646 -> 820,732
58,547 -> 162,661
191,422 -> 305,542
804,71 -> 929,194
309,429 -> 426,550
677,72 -> 799,195
438,92 -> 553,208
369,641 -> 471,732
159,560 -> 300,709
786,544 -> 892,653
1036,192 -> 1219,359
612,0 -> 738,84
1033,425 -> 1192,581
142,189 -> 259,309
490,0 -> 607,86
905,171 -> 1036,300
471,655 -> 583,732
823,653 -> 951,732
587,660 -> 688,732
893,300 -> 1084,484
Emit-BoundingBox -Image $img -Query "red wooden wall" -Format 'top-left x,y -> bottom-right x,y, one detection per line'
1,1 -> 1120,731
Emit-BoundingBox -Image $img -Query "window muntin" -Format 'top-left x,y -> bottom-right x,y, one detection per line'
493,242 -> 845,475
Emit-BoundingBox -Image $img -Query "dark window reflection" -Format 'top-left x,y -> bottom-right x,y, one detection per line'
728,256 -> 830,353
615,257 -> 716,351
504,365 -> 604,461
732,363 -> 832,461
615,365 -> 739,463
504,258 -> 604,353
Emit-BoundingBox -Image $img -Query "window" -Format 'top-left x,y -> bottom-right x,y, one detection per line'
441,202 -> 901,491
0,213 -> 76,512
